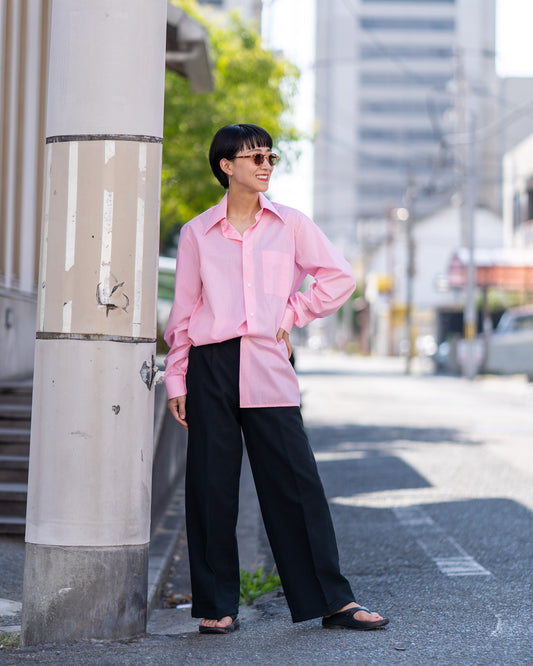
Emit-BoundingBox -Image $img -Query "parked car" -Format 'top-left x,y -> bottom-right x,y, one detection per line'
484,305 -> 533,380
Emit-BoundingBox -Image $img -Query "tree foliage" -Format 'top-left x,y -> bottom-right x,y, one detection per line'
161,0 -> 300,251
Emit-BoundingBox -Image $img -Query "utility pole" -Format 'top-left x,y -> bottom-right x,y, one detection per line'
454,48 -> 478,380
385,203 -> 396,356
463,112 -> 478,380
21,0 -> 167,645
403,167 -> 416,375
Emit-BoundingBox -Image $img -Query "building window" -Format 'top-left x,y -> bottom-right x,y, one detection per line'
358,153 -> 435,171
361,45 -> 454,59
360,100 -> 449,114
360,18 -> 455,31
526,183 -> 533,222
360,73 -> 452,87
357,183 -> 408,197
361,0 -> 454,3
360,127 -> 438,142
512,192 -> 522,231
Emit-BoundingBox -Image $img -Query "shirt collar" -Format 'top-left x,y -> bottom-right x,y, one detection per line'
202,192 -> 286,234
258,193 -> 286,223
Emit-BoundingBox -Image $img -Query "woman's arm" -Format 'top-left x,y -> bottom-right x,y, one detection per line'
164,225 -> 201,404
280,215 -> 356,333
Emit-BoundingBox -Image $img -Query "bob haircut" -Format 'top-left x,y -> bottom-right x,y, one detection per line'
209,124 -> 273,188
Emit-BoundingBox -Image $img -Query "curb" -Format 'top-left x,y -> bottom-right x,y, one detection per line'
147,481 -> 186,617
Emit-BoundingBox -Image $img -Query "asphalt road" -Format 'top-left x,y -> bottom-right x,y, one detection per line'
4,351 -> 532,664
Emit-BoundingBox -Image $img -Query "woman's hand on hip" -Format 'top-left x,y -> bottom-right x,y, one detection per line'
276,327 -> 293,359
168,395 -> 188,429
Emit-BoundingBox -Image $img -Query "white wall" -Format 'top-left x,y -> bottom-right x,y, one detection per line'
503,132 -> 533,248
366,205 -> 503,353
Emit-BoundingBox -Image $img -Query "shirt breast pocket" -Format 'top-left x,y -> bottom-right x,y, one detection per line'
262,251 -> 292,297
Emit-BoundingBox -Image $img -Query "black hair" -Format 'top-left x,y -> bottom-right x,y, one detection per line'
209,124 -> 273,188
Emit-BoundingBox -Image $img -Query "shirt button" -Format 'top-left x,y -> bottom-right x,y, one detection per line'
247,283 -> 251,287
250,312 -> 255,317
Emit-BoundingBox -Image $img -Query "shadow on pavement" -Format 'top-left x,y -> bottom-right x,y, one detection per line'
307,423 -> 482,450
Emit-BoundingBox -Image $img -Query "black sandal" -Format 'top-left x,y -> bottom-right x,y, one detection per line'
199,614 -> 240,634
322,606 -> 389,630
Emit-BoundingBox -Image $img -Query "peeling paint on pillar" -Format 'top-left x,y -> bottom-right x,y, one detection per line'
140,355 -> 161,390
37,140 -> 161,338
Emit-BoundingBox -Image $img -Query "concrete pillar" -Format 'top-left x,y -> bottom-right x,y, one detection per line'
21,0 -> 167,645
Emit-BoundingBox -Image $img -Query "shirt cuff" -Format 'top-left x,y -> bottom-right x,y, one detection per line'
280,308 -> 295,333
165,373 -> 187,400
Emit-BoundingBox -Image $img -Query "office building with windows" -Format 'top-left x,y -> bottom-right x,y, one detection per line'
197,0 -> 262,26
314,0 -> 501,247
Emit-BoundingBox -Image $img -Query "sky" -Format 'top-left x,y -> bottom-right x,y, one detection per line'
262,0 -> 316,216
496,0 -> 533,76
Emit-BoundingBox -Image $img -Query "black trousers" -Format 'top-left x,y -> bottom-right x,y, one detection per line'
185,337 -> 354,622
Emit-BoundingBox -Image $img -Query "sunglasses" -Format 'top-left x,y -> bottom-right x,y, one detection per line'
233,152 -> 280,167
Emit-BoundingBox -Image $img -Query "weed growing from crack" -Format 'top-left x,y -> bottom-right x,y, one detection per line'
0,632 -> 20,649
239,567 -> 281,606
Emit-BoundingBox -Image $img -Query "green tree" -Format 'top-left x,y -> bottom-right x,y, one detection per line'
161,0 -> 300,252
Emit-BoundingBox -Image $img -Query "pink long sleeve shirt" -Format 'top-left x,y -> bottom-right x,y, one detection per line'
164,193 -> 356,407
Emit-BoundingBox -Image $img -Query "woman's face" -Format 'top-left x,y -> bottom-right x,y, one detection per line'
222,145 -> 277,194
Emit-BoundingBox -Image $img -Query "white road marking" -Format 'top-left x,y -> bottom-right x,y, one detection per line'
393,506 -> 491,577
0,598 -> 21,615
434,556 -> 491,576
314,450 -> 367,462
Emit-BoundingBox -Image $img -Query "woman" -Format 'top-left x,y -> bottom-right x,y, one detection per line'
164,124 -> 389,634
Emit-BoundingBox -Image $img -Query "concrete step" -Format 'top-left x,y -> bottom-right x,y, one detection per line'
0,403 -> 32,421
0,382 -> 32,533
0,384 -> 33,407
0,483 -> 28,517
0,425 -> 31,439
0,442 -> 30,456
0,418 -> 32,430
0,514 -> 26,535
0,427 -> 30,455
0,426 -> 31,446
0,377 -> 33,391
0,419 -> 31,430
0,455 -> 29,483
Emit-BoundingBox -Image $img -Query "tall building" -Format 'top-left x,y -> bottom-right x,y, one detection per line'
314,0 -> 504,249
197,0 -> 262,27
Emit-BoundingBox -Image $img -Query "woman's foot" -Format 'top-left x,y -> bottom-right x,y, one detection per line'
325,602 -> 384,622
198,615 -> 240,634
322,602 -> 389,630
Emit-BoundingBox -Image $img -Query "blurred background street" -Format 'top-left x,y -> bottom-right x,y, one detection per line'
2,0 -> 533,658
